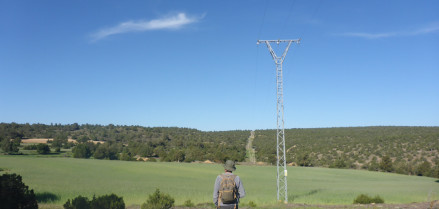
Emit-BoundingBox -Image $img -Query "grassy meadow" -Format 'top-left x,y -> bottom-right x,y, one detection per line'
1,155 -> 438,207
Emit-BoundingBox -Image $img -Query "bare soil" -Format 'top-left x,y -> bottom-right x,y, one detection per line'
21,138 -> 102,144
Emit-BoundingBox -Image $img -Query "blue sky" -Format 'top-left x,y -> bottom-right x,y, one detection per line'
1,0 -> 438,131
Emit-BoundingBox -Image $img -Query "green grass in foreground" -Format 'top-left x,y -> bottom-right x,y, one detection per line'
0,155 -> 438,207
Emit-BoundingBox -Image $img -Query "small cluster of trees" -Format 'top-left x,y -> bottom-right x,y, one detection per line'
72,142 -> 121,160
64,194 -> 125,209
70,137 -> 247,163
0,173 -> 38,209
1,137 -> 21,154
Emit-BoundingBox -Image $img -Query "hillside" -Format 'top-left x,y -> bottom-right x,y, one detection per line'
1,123 -> 438,178
0,123 -> 249,163
254,126 -> 439,177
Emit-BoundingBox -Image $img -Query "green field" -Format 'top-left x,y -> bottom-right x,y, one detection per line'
1,155 -> 438,207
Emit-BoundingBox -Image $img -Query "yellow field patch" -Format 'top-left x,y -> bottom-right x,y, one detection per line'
21,139 -> 102,144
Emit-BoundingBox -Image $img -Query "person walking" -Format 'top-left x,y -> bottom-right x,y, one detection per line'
213,160 -> 246,209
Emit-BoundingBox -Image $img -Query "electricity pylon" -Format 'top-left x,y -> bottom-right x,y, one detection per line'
257,39 -> 300,203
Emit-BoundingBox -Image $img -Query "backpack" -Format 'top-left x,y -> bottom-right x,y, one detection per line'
219,174 -> 238,204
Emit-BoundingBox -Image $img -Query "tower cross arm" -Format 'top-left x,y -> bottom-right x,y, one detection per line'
256,39 -> 301,44
257,39 -> 301,64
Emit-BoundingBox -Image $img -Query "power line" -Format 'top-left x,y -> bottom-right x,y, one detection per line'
257,0 -> 270,41
279,0 -> 297,38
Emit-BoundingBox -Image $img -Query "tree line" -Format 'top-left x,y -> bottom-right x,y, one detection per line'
0,123 -> 248,163
1,123 -> 438,178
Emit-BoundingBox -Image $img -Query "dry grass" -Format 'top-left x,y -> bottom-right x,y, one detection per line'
21,138 -> 102,144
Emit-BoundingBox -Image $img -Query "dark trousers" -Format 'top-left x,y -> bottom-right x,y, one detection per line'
219,205 -> 237,209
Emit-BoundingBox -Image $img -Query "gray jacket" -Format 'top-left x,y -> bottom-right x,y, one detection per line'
213,172 -> 246,207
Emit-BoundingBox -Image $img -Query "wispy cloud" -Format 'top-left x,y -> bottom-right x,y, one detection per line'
337,23 -> 439,39
90,13 -> 203,41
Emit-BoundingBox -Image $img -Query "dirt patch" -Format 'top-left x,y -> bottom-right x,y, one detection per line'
21,138 -> 102,144
136,156 -> 149,161
21,139 -> 52,144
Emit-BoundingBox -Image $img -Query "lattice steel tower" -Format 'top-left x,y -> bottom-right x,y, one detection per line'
257,39 -> 300,203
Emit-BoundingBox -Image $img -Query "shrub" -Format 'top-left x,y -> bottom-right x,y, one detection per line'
331,157 -> 347,168
64,195 -> 90,209
379,155 -> 393,172
37,143 -> 51,154
141,188 -> 175,209
63,194 -> 124,209
73,144 -> 91,158
416,161 -> 432,176
23,144 -> 38,150
372,195 -> 385,204
119,151 -> 134,161
90,194 -> 125,209
1,138 -> 19,153
183,199 -> 195,207
353,194 -> 384,204
0,173 -> 38,209
248,201 -> 257,208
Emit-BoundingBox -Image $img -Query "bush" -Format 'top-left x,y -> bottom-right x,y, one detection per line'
183,199 -> 195,207
37,143 -> 51,154
119,151 -> 134,161
23,144 -> 38,150
371,195 -> 384,204
91,194 -> 125,209
141,188 -> 175,209
93,144 -> 119,160
416,161 -> 432,176
0,173 -> 38,209
64,194 -> 125,209
64,195 -> 90,209
1,138 -> 19,153
73,144 -> 91,158
379,155 -> 393,172
353,194 -> 384,204
248,201 -> 257,208
331,157 -> 347,168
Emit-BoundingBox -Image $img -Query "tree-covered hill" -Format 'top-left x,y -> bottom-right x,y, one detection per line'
254,126 -> 439,177
1,123 -> 438,178
0,123 -> 249,163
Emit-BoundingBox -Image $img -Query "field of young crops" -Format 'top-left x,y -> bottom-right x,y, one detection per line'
1,155 -> 438,208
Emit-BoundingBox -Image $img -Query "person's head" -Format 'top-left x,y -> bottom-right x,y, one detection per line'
223,160 -> 236,173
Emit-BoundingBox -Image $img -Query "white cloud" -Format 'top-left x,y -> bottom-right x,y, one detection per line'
338,23 -> 439,39
340,32 -> 396,39
91,13 -> 203,41
409,24 -> 439,36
